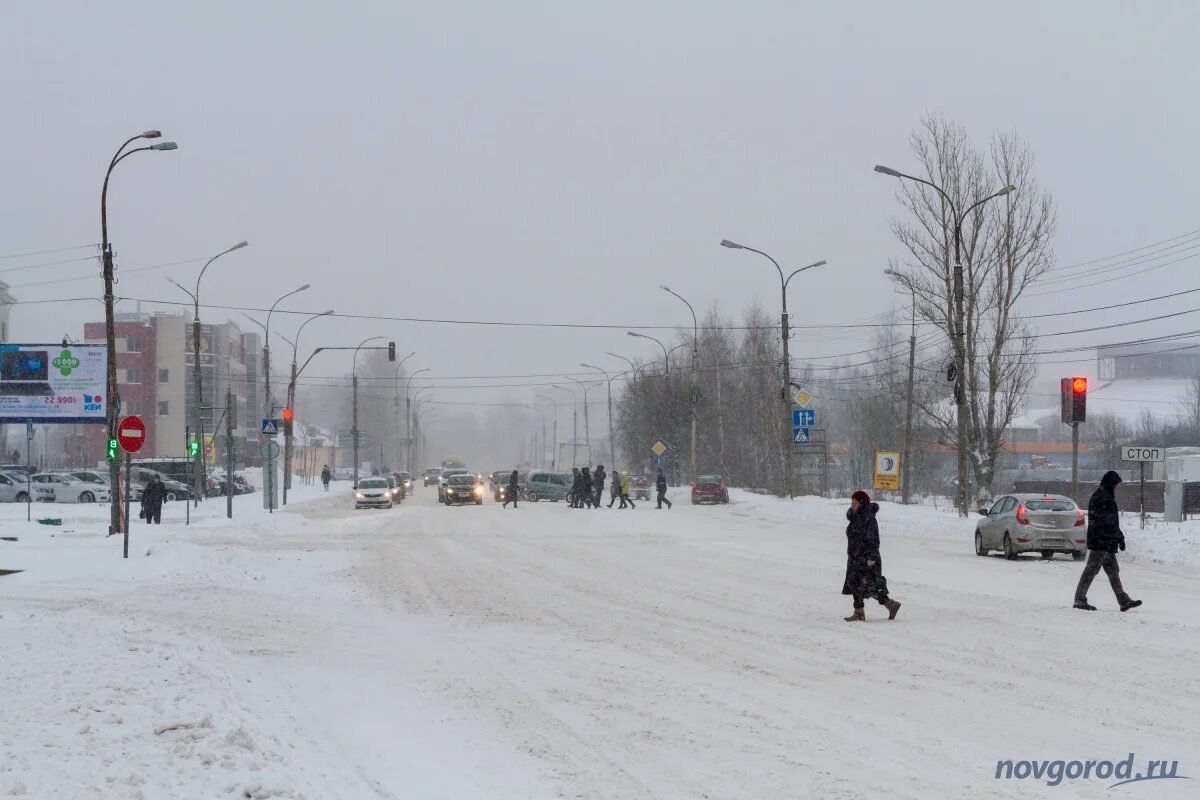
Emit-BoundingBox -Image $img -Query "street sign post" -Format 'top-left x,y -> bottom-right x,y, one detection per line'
115,415 -> 146,559
873,450 -> 901,491
652,440 -> 667,457
1122,445 -> 1165,528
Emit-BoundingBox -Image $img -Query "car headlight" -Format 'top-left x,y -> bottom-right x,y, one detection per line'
356,492 -> 366,499
447,489 -> 454,496
474,486 -> 483,495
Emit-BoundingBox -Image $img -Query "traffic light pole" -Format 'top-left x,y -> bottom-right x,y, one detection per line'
185,425 -> 191,526
1071,422 -> 1079,504
227,385 -> 235,519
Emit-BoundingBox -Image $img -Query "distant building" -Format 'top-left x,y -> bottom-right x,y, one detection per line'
1097,342 -> 1200,380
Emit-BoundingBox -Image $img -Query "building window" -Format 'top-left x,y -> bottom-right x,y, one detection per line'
122,401 -> 137,416
158,401 -> 169,416
125,367 -> 142,384
126,337 -> 142,353
158,368 -> 169,383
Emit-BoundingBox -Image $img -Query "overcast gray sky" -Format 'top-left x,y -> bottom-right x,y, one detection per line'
3,1 -> 1199,443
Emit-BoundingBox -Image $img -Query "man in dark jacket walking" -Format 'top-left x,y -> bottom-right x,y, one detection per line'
655,469 -> 672,509
141,475 -> 167,525
842,490 -> 901,621
592,465 -> 606,510
580,467 -> 594,508
503,470 -> 520,509
570,468 -> 582,508
608,470 -> 622,508
1074,471 -> 1142,611
321,465 -> 331,491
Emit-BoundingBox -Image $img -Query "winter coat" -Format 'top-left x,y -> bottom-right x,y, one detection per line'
141,479 -> 167,512
655,474 -> 668,492
581,469 -> 593,493
610,473 -> 622,497
621,475 -> 632,495
593,467 -> 606,491
1087,472 -> 1125,553
842,502 -> 884,596
508,473 -> 520,493
321,468 -> 331,484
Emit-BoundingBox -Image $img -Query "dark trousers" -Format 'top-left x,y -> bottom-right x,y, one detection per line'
656,488 -> 672,509
144,506 -> 161,524
1075,549 -> 1128,603
608,492 -> 619,508
503,489 -> 518,508
621,493 -> 635,509
323,481 -> 330,492
593,487 -> 603,508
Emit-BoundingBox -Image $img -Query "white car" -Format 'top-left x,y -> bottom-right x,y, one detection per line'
29,473 -> 111,504
0,471 -> 43,503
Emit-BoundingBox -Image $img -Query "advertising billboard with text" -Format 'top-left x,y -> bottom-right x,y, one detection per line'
0,343 -> 108,423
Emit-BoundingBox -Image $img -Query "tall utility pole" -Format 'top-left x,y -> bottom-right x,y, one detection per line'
351,336 -> 386,488
582,364 -> 616,468
874,165 -> 1015,515
281,310 -> 334,505
721,240 -> 826,498
885,268 -> 918,504
660,286 -> 699,481
567,376 -> 600,457
552,384 -> 579,454
537,393 -> 558,468
168,240 -> 249,506
225,385 -> 235,519
100,130 -> 177,534
405,368 -> 430,473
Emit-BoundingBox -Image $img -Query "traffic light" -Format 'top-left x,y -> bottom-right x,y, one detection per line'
1061,376 -> 1087,423
387,341 -> 396,362
282,406 -> 294,437
188,439 -> 201,458
107,437 -> 119,462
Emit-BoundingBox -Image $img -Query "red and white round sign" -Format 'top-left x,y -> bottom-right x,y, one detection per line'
116,415 -> 146,454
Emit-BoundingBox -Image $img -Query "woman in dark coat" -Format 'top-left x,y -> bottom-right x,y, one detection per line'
842,490 -> 901,621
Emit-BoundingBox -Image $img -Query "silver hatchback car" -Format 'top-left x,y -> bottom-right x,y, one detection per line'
975,493 -> 1087,561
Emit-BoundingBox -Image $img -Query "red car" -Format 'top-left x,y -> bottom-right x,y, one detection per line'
691,475 -> 729,504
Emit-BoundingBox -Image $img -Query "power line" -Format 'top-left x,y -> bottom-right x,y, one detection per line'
0,243 -> 97,261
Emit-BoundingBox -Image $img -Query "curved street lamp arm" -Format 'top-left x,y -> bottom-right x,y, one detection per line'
782,260 -> 828,293
962,186 -> 1017,221
735,244 -> 785,288
166,278 -> 197,308
293,309 -> 335,363
196,241 -> 249,298
353,335 -> 386,375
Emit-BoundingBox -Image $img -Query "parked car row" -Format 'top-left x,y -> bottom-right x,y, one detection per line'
0,466 -> 258,504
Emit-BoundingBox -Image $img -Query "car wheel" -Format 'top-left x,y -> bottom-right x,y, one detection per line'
387,502 -> 393,509
975,531 -> 987,556
1003,533 -> 1018,560
79,491 -> 95,503
528,492 -> 539,502
1041,550 -> 1054,560
15,492 -> 29,503
1073,551 -> 1086,561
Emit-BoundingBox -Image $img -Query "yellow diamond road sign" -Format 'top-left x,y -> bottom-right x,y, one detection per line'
793,388 -> 813,408
652,440 -> 667,456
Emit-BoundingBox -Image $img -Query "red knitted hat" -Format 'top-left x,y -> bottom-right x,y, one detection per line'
851,490 -> 871,505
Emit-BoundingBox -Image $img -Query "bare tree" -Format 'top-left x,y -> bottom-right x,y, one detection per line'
890,115 -> 1056,498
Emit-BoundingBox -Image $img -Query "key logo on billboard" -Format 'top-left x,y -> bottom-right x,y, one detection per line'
84,394 -> 102,412
53,349 -> 81,376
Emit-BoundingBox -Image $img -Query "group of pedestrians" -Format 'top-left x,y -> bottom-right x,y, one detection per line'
843,470 -> 1143,622
564,466 -> 673,509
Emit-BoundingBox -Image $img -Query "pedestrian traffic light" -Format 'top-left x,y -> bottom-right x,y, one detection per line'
188,439 -> 200,458
107,437 -> 119,462
282,406 -> 294,436
387,341 -> 396,362
1061,376 -> 1087,423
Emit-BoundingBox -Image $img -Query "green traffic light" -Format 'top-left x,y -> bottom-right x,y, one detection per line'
107,438 -> 119,461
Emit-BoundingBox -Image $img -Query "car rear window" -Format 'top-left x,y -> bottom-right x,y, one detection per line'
1025,499 -> 1075,511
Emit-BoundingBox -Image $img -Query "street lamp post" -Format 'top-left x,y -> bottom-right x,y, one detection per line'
626,331 -> 670,376
352,336 -> 386,488
606,352 -> 641,382
885,269 -> 918,505
582,364 -> 616,469
405,368 -> 430,473
660,286 -> 699,481
874,165 -> 1015,515
721,239 -> 826,498
537,393 -> 559,468
566,376 -> 601,457
168,240 -> 249,506
101,130 -> 177,535
551,384 -> 580,463
281,309 -> 334,505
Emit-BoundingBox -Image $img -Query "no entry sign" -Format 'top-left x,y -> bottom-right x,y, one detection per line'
116,415 -> 146,454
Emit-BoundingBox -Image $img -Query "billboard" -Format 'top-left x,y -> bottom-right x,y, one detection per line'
0,343 -> 108,424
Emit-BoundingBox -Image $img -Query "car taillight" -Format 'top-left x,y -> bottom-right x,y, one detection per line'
1016,504 -> 1030,525
1074,509 -> 1085,527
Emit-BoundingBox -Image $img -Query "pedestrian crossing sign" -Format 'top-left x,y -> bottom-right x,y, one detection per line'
261,418 -> 280,436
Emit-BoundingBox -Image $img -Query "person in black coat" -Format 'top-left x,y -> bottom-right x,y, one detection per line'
592,465 -> 606,510
1074,471 -> 1142,611
141,475 -> 167,525
570,468 -> 582,508
655,469 -> 672,509
321,465 -> 331,491
580,467 -> 594,508
503,470 -> 520,509
842,490 -> 901,621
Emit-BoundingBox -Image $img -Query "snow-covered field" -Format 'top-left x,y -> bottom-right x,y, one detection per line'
2,485 -> 1197,798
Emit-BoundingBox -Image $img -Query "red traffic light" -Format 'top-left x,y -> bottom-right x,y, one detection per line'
281,407 -> 294,421
1071,377 -> 1087,394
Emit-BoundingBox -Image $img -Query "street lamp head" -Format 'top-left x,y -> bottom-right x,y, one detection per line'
874,164 -> 902,177
150,142 -> 178,151
297,283 -> 312,291
231,240 -> 249,250
141,130 -> 162,139
883,268 -> 897,276
659,285 -> 671,293
626,331 -> 641,338
719,239 -> 744,249
1000,184 -> 1017,195
806,260 -> 828,270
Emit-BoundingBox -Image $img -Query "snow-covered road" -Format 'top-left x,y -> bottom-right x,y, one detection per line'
2,486 -> 1197,798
